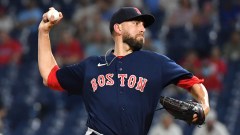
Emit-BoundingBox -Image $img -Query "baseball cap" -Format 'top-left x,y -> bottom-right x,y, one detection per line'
109,7 -> 155,33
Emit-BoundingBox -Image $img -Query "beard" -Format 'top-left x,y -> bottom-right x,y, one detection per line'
122,32 -> 144,51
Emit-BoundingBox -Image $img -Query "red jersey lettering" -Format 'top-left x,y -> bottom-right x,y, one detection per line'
106,73 -> 114,86
91,78 -> 98,92
128,75 -> 137,88
98,75 -> 105,87
135,77 -> 148,92
118,74 -> 127,87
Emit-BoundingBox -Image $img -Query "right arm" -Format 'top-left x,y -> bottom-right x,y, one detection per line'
38,8 -> 63,86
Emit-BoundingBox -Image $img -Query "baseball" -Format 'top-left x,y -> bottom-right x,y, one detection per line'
47,9 -> 59,21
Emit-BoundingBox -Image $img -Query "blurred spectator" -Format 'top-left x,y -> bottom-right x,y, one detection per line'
143,0 -> 165,39
180,50 -> 202,76
15,0 -> 42,33
200,1 -> 218,27
201,46 -> 227,91
0,101 -> 6,135
14,0 -> 42,62
148,112 -> 183,135
167,0 -> 197,28
0,1 -> 239,135
58,0 -> 75,20
0,30 -> 22,66
86,10 -> 110,43
143,31 -> 166,55
143,32 -> 156,52
72,0 -> 97,23
72,1 -> 111,43
201,46 -> 227,108
0,6 -> 14,33
160,0 -> 178,17
165,0 -> 198,61
223,31 -> 240,62
54,28 -> 84,67
190,1 -> 217,57
218,0 -> 240,45
84,27 -> 110,57
96,0 -> 115,21
116,0 -> 143,9
193,110 -> 229,135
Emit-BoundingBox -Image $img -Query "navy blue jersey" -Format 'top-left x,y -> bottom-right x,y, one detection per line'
56,50 -> 192,135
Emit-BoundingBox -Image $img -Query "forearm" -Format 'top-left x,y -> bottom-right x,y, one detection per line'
37,7 -> 63,86
38,30 -> 58,85
190,83 -> 210,115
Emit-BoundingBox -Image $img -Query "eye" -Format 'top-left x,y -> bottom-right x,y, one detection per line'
131,21 -> 142,26
131,21 -> 138,24
136,22 -> 140,25
132,22 -> 137,25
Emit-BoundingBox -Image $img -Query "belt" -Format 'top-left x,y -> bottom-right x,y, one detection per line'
85,127 -> 103,135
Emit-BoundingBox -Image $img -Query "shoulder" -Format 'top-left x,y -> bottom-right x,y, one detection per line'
76,56 -> 98,64
59,56 -> 102,74
136,50 -> 172,61
84,56 -> 99,61
76,55 -> 105,66
137,50 -> 161,56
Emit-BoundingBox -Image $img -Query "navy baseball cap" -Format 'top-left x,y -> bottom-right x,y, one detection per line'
110,7 -> 155,33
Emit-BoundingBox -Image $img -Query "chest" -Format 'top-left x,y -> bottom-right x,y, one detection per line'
81,58 -> 164,117
85,58 -> 162,93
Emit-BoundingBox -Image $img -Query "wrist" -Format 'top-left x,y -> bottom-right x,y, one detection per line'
38,29 -> 50,35
202,103 -> 210,116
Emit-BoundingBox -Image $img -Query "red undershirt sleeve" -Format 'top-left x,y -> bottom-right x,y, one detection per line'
47,65 -> 64,91
177,76 -> 204,91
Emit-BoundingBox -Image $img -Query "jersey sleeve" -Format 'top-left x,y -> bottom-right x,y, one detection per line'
47,65 -> 64,91
176,75 -> 204,91
160,55 -> 193,87
56,63 -> 85,95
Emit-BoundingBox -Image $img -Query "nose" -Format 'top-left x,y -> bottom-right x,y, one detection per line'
140,23 -> 145,33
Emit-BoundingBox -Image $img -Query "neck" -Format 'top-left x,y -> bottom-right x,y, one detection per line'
113,38 -> 133,56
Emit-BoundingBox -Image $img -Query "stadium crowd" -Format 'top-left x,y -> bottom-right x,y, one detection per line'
0,0 -> 240,135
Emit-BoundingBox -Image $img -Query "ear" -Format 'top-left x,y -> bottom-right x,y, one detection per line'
113,24 -> 122,34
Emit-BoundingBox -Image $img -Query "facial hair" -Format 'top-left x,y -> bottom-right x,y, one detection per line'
122,32 -> 144,51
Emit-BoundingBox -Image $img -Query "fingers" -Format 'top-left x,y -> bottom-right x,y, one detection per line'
42,13 -> 48,23
49,7 -> 55,10
56,12 -> 63,23
192,114 -> 198,122
39,8 -> 63,32
49,12 -> 63,25
59,12 -> 63,18
42,10 -> 63,23
49,15 -> 57,24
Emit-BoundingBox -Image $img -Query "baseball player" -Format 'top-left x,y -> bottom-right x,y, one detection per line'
38,7 -> 210,135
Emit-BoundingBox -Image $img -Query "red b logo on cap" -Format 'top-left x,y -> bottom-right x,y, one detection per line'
134,7 -> 141,15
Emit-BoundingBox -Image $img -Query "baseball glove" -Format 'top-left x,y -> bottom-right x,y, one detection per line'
159,96 -> 205,125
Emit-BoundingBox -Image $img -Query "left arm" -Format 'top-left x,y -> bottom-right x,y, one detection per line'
159,55 -> 210,116
190,83 -> 210,117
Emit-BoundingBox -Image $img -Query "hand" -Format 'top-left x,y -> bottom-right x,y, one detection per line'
192,103 -> 210,123
190,83 -> 210,123
38,7 -> 63,33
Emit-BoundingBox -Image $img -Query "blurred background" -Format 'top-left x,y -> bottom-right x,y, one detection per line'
0,0 -> 240,135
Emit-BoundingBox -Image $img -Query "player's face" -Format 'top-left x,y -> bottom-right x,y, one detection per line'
121,20 -> 145,51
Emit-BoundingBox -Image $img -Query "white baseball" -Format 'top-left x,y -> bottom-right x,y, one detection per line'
47,9 -> 59,21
